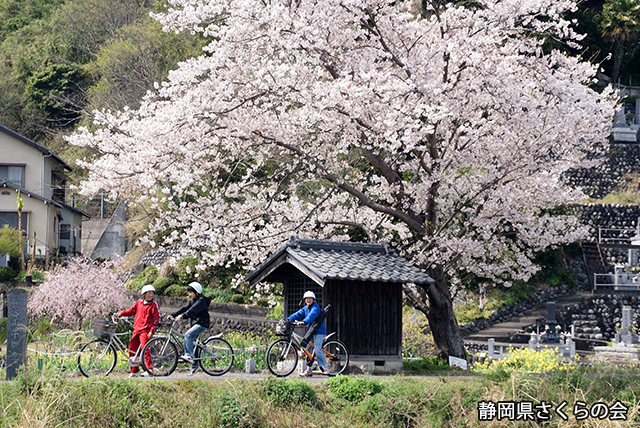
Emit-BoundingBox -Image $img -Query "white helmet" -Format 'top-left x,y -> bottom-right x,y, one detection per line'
187,281 -> 203,295
303,291 -> 316,300
141,284 -> 155,295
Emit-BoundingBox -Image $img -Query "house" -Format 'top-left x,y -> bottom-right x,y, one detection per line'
0,124 -> 88,265
245,236 -> 435,374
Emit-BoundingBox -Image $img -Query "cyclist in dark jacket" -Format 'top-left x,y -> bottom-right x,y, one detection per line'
169,281 -> 211,375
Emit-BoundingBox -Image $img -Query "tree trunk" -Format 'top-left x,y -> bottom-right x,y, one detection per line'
612,42 -> 624,87
405,264 -> 466,360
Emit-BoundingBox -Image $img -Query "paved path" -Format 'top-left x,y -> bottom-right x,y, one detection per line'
464,292 -> 590,344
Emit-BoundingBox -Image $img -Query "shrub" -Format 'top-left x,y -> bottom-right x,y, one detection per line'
209,288 -> 232,303
0,267 -> 18,281
0,317 -> 7,344
0,225 -> 21,258
126,266 -> 158,290
152,276 -> 174,295
16,270 -> 45,282
266,306 -> 284,320
176,257 -> 198,285
259,377 -> 317,407
164,284 -> 186,297
231,294 -> 245,304
403,356 -> 449,373
215,391 -> 261,428
327,375 -> 384,403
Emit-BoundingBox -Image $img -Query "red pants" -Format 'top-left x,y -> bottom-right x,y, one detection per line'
129,332 -> 153,373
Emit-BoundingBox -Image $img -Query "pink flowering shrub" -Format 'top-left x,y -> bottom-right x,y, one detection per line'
28,257 -> 132,329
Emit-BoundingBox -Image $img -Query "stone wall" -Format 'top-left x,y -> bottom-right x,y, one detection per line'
563,144 -> 640,199
576,204 -> 640,267
149,294 -> 275,337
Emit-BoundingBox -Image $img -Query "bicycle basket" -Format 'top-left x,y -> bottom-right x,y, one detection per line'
275,318 -> 292,336
93,319 -> 117,340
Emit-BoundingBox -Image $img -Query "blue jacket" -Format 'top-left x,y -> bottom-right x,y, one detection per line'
288,301 -> 326,335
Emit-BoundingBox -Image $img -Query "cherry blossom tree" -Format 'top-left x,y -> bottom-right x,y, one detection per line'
68,0 -> 617,359
28,257 -> 131,329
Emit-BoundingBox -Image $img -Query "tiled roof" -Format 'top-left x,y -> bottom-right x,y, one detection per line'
0,124 -> 72,170
246,236 -> 434,286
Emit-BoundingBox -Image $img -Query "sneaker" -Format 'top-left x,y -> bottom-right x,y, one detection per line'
300,368 -> 313,377
188,366 -> 200,376
127,372 -> 140,378
141,371 -> 152,378
180,354 -> 194,364
321,366 -> 330,375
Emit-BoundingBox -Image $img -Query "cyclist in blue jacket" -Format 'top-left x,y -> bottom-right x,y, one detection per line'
288,291 -> 329,376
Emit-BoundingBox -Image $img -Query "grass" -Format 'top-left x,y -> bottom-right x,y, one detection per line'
1,365 -> 639,427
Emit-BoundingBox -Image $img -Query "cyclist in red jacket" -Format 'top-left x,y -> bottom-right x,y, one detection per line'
119,284 -> 161,378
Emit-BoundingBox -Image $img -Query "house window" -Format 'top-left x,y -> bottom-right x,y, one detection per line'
284,277 -> 323,316
51,173 -> 66,203
59,224 -> 70,240
0,212 -> 28,232
0,165 -> 24,187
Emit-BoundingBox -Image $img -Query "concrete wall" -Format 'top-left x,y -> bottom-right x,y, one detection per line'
90,201 -> 127,260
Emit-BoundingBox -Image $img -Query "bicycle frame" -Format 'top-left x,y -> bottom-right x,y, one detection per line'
104,317 -> 144,365
288,330 -> 337,364
152,320 -> 215,361
265,322 -> 348,377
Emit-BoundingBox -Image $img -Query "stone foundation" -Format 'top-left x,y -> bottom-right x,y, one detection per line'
347,355 -> 403,375
593,345 -> 640,362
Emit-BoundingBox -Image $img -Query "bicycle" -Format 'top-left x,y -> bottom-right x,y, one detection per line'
140,318 -> 234,376
265,318 -> 349,377
77,315 -> 148,377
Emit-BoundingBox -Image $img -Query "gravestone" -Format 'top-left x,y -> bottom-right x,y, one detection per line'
6,288 -> 28,380
541,302 -> 561,343
620,306 -> 634,345
245,358 -> 256,374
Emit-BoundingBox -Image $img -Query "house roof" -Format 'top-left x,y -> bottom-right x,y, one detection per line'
0,124 -> 72,171
245,236 -> 435,287
0,180 -> 89,218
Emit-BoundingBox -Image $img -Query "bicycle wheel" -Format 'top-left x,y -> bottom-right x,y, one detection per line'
322,340 -> 349,376
141,337 -> 178,376
197,337 -> 234,376
77,339 -> 117,377
266,338 -> 298,377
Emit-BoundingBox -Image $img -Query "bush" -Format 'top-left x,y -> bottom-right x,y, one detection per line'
164,284 -> 186,297
152,276 -> 175,295
16,270 -> 45,282
403,356 -> 449,374
215,390 -> 261,428
231,294 -> 245,304
327,375 -> 384,403
0,317 -> 7,344
126,266 -> 158,290
209,288 -> 232,303
176,257 -> 198,285
266,306 -> 284,320
0,225 -> 21,258
0,267 -> 18,281
259,377 -> 317,407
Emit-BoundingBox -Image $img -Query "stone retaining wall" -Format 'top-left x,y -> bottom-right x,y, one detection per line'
563,144 -> 640,199
134,293 -> 275,337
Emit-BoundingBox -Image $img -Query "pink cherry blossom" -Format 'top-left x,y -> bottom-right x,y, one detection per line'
28,257 -> 131,329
